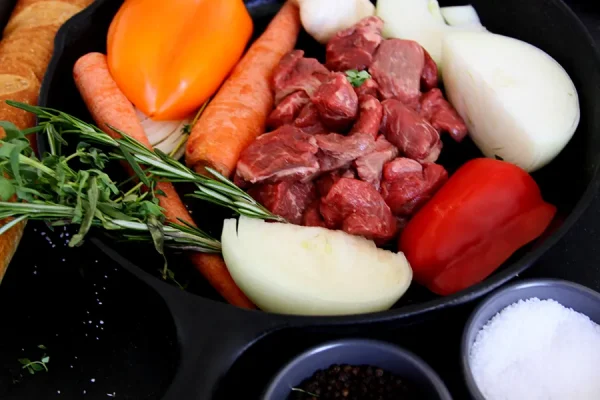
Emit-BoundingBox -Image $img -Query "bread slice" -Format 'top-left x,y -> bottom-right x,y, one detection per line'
0,0 -> 93,282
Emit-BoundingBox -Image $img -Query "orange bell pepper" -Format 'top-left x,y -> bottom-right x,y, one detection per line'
106,0 -> 253,120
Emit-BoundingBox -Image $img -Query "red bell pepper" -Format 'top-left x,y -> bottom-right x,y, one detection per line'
399,158 -> 556,296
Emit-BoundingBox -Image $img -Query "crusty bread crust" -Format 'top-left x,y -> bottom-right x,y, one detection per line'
0,0 -> 93,282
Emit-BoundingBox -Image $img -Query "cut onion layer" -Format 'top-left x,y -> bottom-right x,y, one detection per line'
221,216 -> 413,316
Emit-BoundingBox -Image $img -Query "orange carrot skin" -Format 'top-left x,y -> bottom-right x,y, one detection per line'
185,1 -> 301,178
73,52 -> 255,309
189,253 -> 256,308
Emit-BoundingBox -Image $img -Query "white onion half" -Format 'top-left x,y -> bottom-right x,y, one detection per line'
442,31 -> 580,172
441,5 -> 483,28
221,216 -> 413,316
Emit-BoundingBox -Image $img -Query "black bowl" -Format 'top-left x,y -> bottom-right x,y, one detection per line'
263,339 -> 452,399
37,0 -> 600,398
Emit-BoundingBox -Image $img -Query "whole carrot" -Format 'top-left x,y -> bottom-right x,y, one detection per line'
73,52 -> 255,309
185,1 -> 301,177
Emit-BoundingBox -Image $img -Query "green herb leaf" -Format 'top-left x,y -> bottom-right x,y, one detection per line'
30,363 -> 44,372
0,142 -> 17,158
9,146 -> 22,186
16,187 -> 51,202
121,147 -> 150,187
147,214 -> 168,278
345,69 -> 371,87
0,121 -> 24,141
41,356 -> 50,364
37,344 -> 47,350
70,176 -> 99,247
21,125 -> 44,136
0,176 -> 15,200
18,358 -> 31,365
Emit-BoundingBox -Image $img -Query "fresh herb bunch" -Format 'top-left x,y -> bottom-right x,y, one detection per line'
7,101 -> 284,223
0,119 -> 222,257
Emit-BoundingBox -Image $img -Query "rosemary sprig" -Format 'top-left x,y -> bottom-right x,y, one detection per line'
6,101 -> 285,223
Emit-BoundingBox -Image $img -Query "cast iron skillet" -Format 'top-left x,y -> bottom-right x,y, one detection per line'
37,0 -> 600,398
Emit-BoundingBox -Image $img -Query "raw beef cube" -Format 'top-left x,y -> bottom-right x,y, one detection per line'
381,99 -> 442,163
325,16 -> 384,72
267,91 -> 310,130
236,125 -> 320,185
316,132 -> 376,172
380,159 -> 448,216
302,200 -> 327,228
312,72 -> 359,131
316,169 -> 356,197
421,48 -> 439,91
382,157 -> 422,181
294,103 -> 328,135
354,136 -> 399,190
272,50 -> 330,104
354,78 -> 380,99
248,181 -> 316,225
369,39 -> 424,106
419,88 -> 468,142
320,178 -> 397,243
349,94 -> 384,139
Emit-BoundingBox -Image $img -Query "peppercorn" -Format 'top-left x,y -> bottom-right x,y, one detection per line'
289,364 -> 419,400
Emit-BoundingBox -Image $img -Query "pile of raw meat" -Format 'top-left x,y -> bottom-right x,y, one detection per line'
234,16 -> 467,244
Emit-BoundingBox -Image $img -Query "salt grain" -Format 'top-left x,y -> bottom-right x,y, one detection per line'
470,298 -> 600,400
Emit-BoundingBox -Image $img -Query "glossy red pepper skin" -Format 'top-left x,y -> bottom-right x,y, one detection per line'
399,158 -> 556,296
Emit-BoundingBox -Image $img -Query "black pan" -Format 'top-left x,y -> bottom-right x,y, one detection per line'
37,0 -> 600,398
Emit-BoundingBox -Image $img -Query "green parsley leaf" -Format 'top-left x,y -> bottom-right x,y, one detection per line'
30,363 -> 44,372
345,69 -> 371,87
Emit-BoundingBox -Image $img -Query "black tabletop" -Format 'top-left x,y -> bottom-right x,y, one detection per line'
0,1 -> 599,400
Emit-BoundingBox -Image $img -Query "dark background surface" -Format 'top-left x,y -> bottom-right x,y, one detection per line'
0,1 -> 599,399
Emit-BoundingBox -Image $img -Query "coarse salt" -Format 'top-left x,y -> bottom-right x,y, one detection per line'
469,297 -> 600,400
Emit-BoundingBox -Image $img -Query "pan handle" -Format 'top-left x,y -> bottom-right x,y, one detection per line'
92,239 -> 289,400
